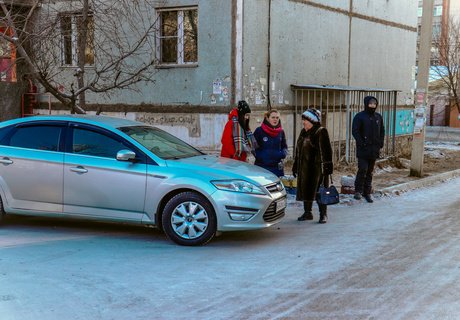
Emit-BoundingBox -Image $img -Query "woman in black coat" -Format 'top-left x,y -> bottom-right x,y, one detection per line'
292,108 -> 333,223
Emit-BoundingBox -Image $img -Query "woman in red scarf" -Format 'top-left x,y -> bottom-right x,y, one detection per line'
254,110 -> 288,176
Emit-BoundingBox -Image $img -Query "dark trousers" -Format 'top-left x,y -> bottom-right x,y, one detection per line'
354,157 -> 376,195
303,200 -> 327,215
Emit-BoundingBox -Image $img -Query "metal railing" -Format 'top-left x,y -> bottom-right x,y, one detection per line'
291,85 -> 398,164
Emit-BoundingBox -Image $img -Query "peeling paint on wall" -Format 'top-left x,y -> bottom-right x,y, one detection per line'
243,66 -> 287,106
136,113 -> 201,137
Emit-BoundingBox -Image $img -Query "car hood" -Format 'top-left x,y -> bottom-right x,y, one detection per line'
165,155 -> 279,186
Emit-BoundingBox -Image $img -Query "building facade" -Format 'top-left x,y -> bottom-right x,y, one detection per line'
4,1 -> 419,155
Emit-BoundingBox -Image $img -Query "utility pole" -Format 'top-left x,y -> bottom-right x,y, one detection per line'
410,0 -> 435,177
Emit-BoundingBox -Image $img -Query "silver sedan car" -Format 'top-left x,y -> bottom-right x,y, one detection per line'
0,115 -> 286,245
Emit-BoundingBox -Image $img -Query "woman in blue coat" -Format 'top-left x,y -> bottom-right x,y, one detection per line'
254,110 -> 288,177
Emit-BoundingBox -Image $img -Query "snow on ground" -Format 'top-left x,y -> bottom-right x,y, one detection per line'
425,140 -> 460,151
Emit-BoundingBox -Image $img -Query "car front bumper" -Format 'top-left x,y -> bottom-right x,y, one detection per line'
210,188 -> 287,231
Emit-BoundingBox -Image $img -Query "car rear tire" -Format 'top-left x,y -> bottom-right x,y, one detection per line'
162,191 -> 217,246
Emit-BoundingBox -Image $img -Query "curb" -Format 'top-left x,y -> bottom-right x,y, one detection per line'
378,168 -> 460,195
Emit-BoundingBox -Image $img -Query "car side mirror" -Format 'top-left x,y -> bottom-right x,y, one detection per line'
116,149 -> 136,161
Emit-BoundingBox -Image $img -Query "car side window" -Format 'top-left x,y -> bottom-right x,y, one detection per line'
72,128 -> 129,158
7,125 -> 62,151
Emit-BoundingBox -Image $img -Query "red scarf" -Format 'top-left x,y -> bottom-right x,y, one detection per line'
261,119 -> 282,138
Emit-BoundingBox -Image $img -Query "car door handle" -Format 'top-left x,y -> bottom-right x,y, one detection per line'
70,166 -> 88,174
0,158 -> 13,165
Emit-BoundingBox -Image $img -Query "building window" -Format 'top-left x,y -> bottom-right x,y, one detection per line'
433,5 -> 443,17
60,13 -> 95,66
418,7 -> 423,17
432,23 -> 441,39
0,26 -> 17,82
156,7 -> 198,65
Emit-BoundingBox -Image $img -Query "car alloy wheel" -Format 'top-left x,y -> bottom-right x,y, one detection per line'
162,191 -> 216,246
171,201 -> 208,239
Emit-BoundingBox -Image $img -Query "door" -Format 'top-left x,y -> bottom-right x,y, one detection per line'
63,124 -> 147,221
0,123 -> 64,212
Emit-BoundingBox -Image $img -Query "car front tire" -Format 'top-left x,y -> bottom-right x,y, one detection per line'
162,191 -> 217,246
0,196 -> 5,225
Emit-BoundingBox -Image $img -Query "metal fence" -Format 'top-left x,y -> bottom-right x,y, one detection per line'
291,85 -> 398,164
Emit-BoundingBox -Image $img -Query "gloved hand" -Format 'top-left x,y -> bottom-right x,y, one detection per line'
321,161 -> 333,175
281,148 -> 288,158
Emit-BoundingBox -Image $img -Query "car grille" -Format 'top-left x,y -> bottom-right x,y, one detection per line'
265,181 -> 284,194
263,200 -> 285,222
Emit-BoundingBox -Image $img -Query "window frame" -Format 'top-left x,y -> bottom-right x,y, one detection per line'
0,121 -> 67,152
59,12 -> 95,67
433,5 -> 443,17
155,6 -> 198,67
66,123 -> 149,163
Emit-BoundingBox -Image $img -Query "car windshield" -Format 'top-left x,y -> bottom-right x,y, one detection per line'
119,125 -> 204,160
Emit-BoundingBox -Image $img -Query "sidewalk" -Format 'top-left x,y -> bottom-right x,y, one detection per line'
284,140 -> 460,207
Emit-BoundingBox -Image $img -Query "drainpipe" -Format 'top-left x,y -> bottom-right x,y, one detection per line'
266,0 -> 272,110
232,0 -> 244,104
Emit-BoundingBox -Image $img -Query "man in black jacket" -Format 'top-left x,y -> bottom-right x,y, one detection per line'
352,96 -> 385,203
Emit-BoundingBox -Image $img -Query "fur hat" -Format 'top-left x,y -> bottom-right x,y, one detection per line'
301,108 -> 321,124
237,100 -> 251,115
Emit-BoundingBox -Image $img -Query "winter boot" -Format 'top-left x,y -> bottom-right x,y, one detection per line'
318,204 -> 328,224
363,194 -> 374,203
298,201 -> 314,221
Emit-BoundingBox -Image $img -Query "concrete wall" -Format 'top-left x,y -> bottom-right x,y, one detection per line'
0,60 -> 29,121
44,0 -> 418,108
139,0 -> 233,106
46,0 -> 233,107
242,0 -> 418,108
0,82 -> 23,121
450,0 -> 460,18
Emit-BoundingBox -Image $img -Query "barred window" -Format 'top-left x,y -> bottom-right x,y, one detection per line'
156,7 -> 198,66
0,26 -> 17,82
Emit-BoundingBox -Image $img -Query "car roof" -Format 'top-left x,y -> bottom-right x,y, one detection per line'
0,115 -> 145,129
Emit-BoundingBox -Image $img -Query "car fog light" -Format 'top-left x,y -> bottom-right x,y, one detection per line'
229,213 -> 255,221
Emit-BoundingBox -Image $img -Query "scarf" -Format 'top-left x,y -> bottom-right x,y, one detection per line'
261,118 -> 282,138
232,115 -> 258,157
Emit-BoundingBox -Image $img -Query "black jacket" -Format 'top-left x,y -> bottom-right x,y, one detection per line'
352,96 -> 385,159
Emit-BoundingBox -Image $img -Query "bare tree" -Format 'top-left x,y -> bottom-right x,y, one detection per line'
0,0 -> 165,113
431,16 -> 460,114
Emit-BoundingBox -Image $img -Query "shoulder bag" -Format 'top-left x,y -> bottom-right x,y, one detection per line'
316,176 -> 340,205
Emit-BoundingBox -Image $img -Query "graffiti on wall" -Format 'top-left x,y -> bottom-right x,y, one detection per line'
136,113 -> 201,137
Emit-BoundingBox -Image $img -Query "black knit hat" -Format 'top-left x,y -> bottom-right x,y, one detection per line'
237,100 -> 251,116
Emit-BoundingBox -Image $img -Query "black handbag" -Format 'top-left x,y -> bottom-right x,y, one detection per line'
316,176 -> 340,205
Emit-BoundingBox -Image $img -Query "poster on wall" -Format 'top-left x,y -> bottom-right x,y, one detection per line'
213,80 -> 222,95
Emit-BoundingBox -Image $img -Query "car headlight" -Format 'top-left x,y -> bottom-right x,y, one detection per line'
211,180 -> 266,195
